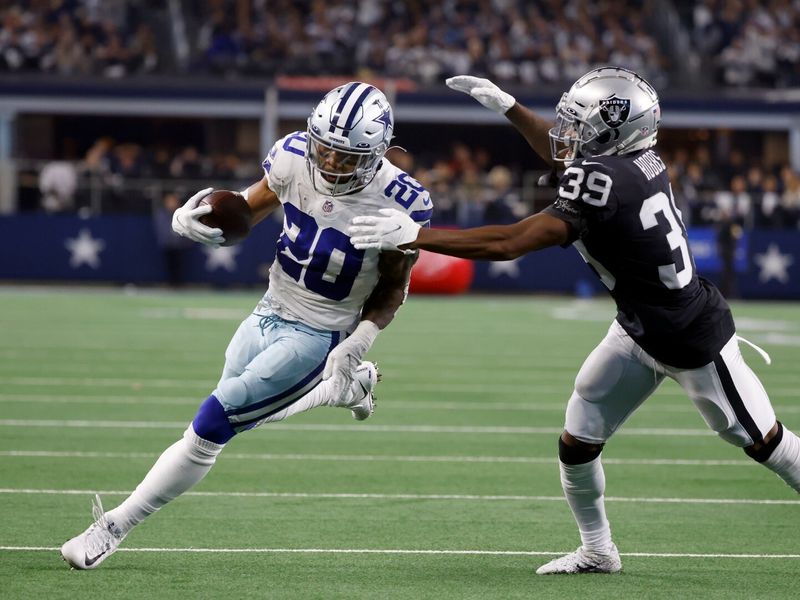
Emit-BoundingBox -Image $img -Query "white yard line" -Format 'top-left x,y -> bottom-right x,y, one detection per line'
3,394 -> 800,414
1,545 -> 799,559
0,419 -> 717,436
0,488 -> 796,505
5,376 -> 800,397
0,449 -> 754,466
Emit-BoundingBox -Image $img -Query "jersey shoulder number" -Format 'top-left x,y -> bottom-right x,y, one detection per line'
380,163 -> 433,225
557,160 -> 615,208
262,131 -> 308,195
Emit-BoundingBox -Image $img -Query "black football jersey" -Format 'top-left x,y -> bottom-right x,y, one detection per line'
543,149 -> 734,368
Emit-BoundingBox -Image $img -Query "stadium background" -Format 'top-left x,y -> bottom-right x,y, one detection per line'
1,0 -> 800,297
2,2 -> 800,599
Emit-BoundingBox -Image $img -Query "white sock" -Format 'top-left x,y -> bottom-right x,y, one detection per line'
762,425 -> 800,492
559,456 -> 613,554
262,377 -> 357,423
105,426 -> 224,535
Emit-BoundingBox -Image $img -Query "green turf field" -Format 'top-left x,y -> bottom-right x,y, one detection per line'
1,287 -> 799,599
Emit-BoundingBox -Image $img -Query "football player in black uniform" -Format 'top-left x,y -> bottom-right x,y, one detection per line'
348,67 -> 800,574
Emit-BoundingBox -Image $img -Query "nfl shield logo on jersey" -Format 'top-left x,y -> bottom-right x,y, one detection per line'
322,200 -> 334,213
599,96 -> 631,128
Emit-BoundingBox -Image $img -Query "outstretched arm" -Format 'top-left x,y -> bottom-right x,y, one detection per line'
412,213 -> 569,259
446,76 -> 555,167
350,209 -> 571,261
504,103 -> 555,168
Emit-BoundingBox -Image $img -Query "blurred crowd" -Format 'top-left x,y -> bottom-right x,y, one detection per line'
690,0 -> 800,87
27,135 -> 528,221
0,0 -> 159,77
193,0 -> 667,87
3,0 -> 799,88
7,0 -> 800,230
27,133 -> 800,232
30,137 -> 262,214
664,148 -> 800,230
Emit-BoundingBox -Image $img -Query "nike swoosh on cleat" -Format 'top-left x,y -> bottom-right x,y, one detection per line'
84,549 -> 107,567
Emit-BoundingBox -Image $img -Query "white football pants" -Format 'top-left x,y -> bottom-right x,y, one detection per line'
565,320 -> 776,447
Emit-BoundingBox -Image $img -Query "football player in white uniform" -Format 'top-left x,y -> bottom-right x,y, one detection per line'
61,82 -> 433,569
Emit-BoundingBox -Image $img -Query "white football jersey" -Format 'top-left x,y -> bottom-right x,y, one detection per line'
259,131 -> 433,332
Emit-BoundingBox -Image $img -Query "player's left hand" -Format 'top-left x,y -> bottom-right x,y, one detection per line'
349,208 -> 420,254
446,75 -> 516,114
172,187 -> 225,247
322,320 -> 380,403
322,343 -> 360,402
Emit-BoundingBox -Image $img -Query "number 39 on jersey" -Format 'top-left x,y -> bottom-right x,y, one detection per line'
557,161 -> 694,292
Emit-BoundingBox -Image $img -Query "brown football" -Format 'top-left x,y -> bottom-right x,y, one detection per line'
198,190 -> 252,246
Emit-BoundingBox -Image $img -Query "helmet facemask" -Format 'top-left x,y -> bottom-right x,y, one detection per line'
548,99 -> 600,165
306,131 -> 386,196
305,82 -> 394,197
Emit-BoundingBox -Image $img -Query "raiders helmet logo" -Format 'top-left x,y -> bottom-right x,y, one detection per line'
599,96 -> 631,128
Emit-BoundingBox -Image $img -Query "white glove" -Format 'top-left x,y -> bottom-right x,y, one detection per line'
349,208 -> 420,253
323,321 -> 380,402
171,187 -> 225,246
446,75 -> 516,114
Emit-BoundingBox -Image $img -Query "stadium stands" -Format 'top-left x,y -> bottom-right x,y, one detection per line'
2,1 -> 800,233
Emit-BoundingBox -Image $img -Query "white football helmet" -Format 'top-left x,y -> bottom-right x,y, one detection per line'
549,67 -> 661,164
307,82 -> 394,196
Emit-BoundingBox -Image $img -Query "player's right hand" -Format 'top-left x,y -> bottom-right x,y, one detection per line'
349,208 -> 420,254
446,75 -> 516,114
171,187 -> 226,246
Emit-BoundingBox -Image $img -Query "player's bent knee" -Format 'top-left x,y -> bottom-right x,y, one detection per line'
215,375 -> 251,409
558,432 -> 604,465
743,422 -> 784,463
192,395 -> 236,445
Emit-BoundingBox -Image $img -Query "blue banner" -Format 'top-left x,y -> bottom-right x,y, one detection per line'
687,227 -> 748,273
1,215 -> 799,299
0,214 -> 282,285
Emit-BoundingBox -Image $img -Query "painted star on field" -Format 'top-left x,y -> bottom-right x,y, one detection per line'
754,243 -> 793,284
65,228 -> 105,269
203,244 -> 241,272
488,258 -> 521,278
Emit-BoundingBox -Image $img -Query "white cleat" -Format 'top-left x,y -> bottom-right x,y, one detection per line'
348,361 -> 380,421
60,495 -> 126,570
536,544 -> 621,575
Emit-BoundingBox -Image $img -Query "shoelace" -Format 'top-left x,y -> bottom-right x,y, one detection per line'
85,494 -> 116,557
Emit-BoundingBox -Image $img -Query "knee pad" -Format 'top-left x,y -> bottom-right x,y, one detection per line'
559,435 -> 604,465
215,375 -> 251,409
743,421 -> 784,463
192,395 -> 236,445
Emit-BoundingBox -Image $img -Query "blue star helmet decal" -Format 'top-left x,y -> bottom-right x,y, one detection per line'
373,107 -> 393,134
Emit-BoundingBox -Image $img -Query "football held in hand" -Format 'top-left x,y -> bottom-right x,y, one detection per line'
198,190 -> 252,246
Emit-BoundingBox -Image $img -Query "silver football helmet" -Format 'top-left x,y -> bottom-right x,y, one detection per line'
307,82 -> 394,196
549,67 -> 661,164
